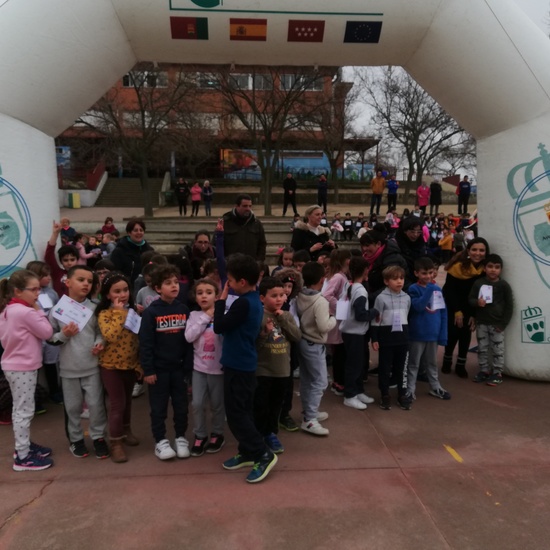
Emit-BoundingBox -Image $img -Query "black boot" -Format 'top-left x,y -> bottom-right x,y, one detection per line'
441,354 -> 453,374
455,357 -> 468,379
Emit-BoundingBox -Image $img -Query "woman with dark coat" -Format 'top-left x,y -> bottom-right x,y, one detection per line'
110,219 -> 154,285
395,217 -> 428,288
291,205 -> 335,261
429,180 -> 443,216
182,230 -> 216,280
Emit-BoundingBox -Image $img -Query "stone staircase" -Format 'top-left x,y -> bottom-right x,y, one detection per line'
94,178 -> 164,207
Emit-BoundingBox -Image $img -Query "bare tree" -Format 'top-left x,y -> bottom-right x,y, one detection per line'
356,66 -> 473,198
76,63 -> 199,216
214,66 -> 337,215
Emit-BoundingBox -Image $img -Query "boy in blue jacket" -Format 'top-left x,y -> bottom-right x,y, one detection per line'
406,257 -> 450,403
139,265 -> 193,461
214,254 -> 277,484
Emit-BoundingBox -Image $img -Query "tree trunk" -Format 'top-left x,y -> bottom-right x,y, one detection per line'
139,161 -> 154,217
330,159 -> 339,204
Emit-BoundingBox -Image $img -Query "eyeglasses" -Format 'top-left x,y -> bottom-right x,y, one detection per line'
407,230 -> 423,235
24,287 -> 41,293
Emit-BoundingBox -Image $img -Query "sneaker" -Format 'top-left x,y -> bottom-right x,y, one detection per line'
206,433 -> 225,454
175,436 -> 190,458
379,395 -> 391,410
80,407 -> 90,419
356,393 -> 375,404
343,396 -> 367,410
330,383 -> 344,396
487,373 -> 503,386
316,411 -> 329,422
246,451 -> 278,484
69,439 -> 89,458
132,382 -> 145,398
292,367 -> 300,379
429,388 -> 452,400
473,371 -> 491,383
13,442 -> 52,460
279,415 -> 299,432
155,439 -> 176,460
223,453 -> 255,470
264,433 -> 284,454
190,437 -> 208,457
398,395 -> 412,410
34,404 -> 47,415
93,438 -> 110,459
301,418 -> 329,436
13,452 -> 53,472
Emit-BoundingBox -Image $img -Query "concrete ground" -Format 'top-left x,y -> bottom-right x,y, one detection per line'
1,352 -> 550,550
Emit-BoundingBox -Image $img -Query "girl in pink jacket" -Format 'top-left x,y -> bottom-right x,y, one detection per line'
191,182 -> 202,217
0,270 -> 54,471
416,182 -> 430,215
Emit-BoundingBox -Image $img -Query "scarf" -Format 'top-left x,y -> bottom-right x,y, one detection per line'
8,298 -> 32,307
446,261 -> 484,280
363,244 -> 386,273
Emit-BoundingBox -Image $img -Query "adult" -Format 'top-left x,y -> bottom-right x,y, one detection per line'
395,217 -> 428,287
190,181 -> 202,217
110,218 -> 154,284
183,230 -> 216,280
386,175 -> 399,211
429,179 -> 442,216
442,237 -> 489,378
360,230 -> 407,302
174,178 -> 191,216
222,194 -> 267,261
101,217 -> 117,234
282,173 -> 298,216
316,174 -> 328,214
457,175 -> 471,215
201,180 -> 213,217
370,170 -> 386,216
416,181 -> 430,215
291,205 -> 335,261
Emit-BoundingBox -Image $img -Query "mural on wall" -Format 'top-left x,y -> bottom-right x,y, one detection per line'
0,164 -> 38,277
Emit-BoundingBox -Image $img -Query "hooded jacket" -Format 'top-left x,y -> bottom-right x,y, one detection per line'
110,237 -> 154,284
296,288 -> 337,343
222,209 -> 267,260
291,221 -> 335,261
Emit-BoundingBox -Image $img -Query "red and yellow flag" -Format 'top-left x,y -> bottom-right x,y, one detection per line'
230,18 -> 267,41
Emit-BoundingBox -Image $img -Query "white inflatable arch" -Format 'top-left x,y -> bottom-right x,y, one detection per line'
1,0 -> 550,380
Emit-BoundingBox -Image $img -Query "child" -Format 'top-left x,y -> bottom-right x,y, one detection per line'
60,217 -> 77,243
271,247 -> 294,275
45,220 -> 79,297
407,257 -> 450,403
25,261 -> 63,404
49,265 -> 109,459
331,213 -> 343,241
190,181 -> 202,216
74,234 -> 100,266
185,278 -> 225,457
96,273 -> 143,463
254,277 -> 302,454
102,233 -> 117,258
101,217 -> 117,234
438,228 -> 454,264
0,270 -> 54,471
468,254 -> 514,386
296,262 -> 337,436
135,263 -> 161,312
354,212 -> 365,235
342,213 -> 354,241
339,257 -> 378,410
214,254 -> 278,484
292,249 -> 310,272
139,265 -> 193,460
290,214 -> 301,232
371,266 -> 411,411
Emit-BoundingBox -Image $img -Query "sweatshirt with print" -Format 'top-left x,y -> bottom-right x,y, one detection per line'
371,288 -> 411,346
339,283 -> 379,335
185,310 -> 223,375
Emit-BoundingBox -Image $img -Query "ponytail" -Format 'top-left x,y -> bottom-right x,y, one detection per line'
0,278 -> 9,313
0,270 -> 39,313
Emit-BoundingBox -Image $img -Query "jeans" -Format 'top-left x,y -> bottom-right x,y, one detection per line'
370,193 -> 382,215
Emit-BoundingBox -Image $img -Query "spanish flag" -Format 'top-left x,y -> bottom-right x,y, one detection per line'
230,18 -> 267,41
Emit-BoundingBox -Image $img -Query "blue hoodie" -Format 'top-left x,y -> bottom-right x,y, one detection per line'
407,282 -> 448,344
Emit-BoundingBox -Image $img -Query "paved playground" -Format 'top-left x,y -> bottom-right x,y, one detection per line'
1,349 -> 549,550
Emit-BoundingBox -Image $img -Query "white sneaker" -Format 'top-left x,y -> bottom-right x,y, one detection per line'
132,383 -> 145,398
155,439 -> 176,460
301,419 -> 329,436
317,411 -> 329,422
80,408 -> 90,419
175,437 -> 190,458
344,397 -> 367,410
356,393 -> 375,405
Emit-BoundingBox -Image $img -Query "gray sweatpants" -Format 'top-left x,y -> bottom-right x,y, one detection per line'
298,339 -> 328,422
192,370 -> 225,439
407,341 -> 443,396
62,373 -> 107,442
477,324 -> 505,374
4,370 -> 37,459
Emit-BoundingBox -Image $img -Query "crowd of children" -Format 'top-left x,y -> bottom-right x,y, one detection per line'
0,208 -> 512,486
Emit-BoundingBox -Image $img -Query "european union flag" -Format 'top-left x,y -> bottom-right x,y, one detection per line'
344,21 -> 382,43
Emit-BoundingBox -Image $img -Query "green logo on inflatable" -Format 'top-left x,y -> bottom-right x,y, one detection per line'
190,0 -> 221,8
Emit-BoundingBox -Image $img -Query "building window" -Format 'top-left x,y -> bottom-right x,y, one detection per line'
122,71 -> 168,88
253,74 -> 273,90
281,74 -> 324,91
229,74 -> 251,90
197,73 -> 220,89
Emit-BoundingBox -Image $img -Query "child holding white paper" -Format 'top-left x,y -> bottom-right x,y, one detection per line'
468,254 -> 514,386
49,265 -> 109,460
406,257 -> 450,404
95,272 -> 143,463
